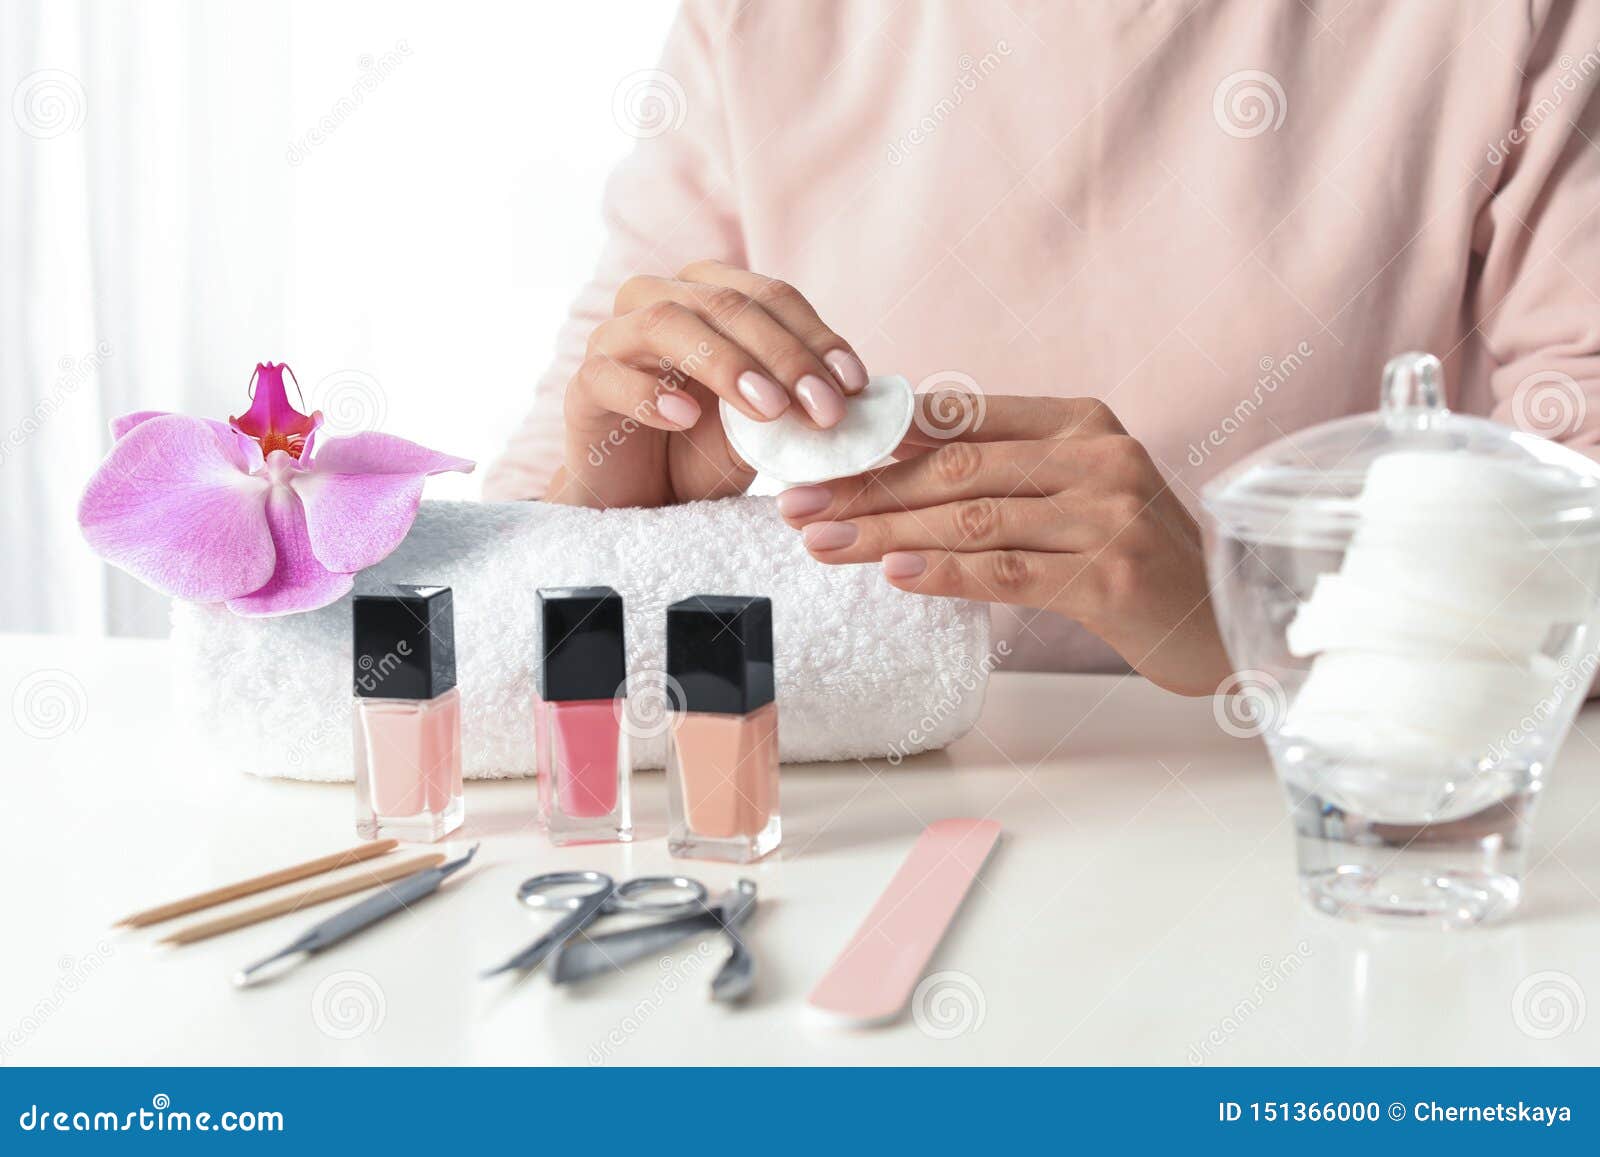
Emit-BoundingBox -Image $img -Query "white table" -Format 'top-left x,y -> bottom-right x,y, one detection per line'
2,633 -> 1597,1066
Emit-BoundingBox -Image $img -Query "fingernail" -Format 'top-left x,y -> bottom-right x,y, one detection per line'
795,374 -> 846,427
736,371 -> 790,418
802,521 -> 858,551
656,391 -> 701,429
882,552 -> 927,579
777,485 -> 832,519
824,349 -> 869,395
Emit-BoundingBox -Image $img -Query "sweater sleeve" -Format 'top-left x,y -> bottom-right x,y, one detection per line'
1477,0 -> 1600,450
482,1 -> 746,501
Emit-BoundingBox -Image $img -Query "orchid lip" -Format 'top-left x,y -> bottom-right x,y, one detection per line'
230,363 -> 322,462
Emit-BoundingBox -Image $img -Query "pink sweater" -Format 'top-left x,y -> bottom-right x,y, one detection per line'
486,0 -> 1600,672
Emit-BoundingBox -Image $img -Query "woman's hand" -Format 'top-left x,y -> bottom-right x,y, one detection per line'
545,260 -> 868,509
777,394 -> 1230,695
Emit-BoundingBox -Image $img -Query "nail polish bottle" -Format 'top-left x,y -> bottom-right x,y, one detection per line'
665,595 -> 780,863
352,584 -> 464,842
534,586 -> 632,845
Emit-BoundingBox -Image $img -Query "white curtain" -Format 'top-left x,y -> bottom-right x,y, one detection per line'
1,0 -> 675,636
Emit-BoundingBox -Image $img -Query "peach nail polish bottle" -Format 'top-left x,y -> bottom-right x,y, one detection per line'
534,587 -> 632,845
665,595 -> 780,863
352,585 -> 464,842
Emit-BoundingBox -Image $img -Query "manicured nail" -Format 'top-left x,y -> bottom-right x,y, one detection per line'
802,521 -> 858,551
824,349 -> 869,395
777,485 -> 832,519
882,552 -> 927,579
794,374 -> 846,427
736,371 -> 790,418
656,391 -> 701,429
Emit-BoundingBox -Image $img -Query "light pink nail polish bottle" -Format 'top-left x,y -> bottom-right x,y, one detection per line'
352,585 -> 464,842
665,595 -> 780,863
534,587 -> 632,845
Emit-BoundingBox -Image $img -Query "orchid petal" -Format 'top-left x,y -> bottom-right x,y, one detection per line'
304,431 -> 476,476
293,432 -> 475,572
78,415 -> 275,601
225,483 -> 354,616
110,411 -> 263,466
110,411 -> 171,440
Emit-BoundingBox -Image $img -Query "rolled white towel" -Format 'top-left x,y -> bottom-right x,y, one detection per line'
170,498 -> 993,781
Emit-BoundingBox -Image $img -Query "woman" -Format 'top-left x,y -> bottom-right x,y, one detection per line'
485,0 -> 1600,695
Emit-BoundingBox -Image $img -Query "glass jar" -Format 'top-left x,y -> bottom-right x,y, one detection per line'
1202,352 -> 1600,927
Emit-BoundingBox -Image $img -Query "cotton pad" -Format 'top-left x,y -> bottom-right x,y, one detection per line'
720,374 -> 915,485
1279,651 -> 1563,822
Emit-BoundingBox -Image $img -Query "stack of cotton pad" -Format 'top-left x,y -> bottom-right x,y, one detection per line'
1280,451 -> 1596,819
721,374 -> 915,484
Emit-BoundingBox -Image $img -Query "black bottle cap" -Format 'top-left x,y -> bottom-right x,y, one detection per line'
352,584 -> 457,700
538,586 -> 627,701
666,595 -> 774,715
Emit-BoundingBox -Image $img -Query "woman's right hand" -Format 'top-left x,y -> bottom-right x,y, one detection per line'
544,260 -> 869,508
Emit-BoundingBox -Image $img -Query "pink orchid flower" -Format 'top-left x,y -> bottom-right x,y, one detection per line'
78,363 -> 473,616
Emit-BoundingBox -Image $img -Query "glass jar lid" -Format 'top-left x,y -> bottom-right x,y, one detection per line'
1201,352 -> 1600,548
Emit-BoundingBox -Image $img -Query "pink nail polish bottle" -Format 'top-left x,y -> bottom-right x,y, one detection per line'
534,587 -> 633,845
352,585 -> 464,842
665,596 -> 780,863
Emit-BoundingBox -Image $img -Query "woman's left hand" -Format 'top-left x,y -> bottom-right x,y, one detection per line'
776,394 -> 1231,696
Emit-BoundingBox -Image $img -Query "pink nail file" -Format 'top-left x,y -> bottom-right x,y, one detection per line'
806,818 -> 1001,1027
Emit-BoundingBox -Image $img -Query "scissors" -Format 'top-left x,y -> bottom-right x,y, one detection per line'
550,878 -> 759,1001
480,870 -> 709,979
